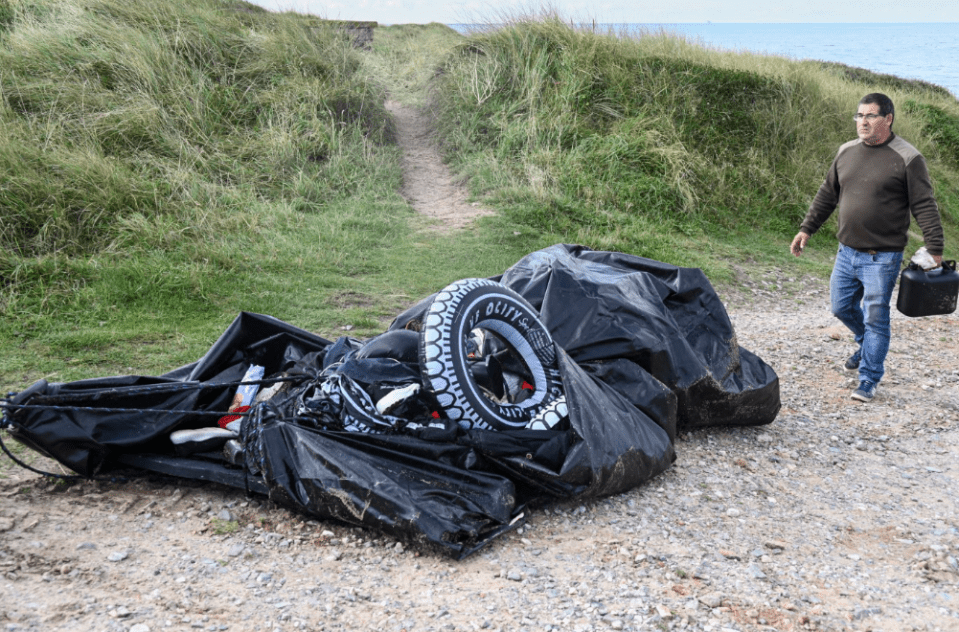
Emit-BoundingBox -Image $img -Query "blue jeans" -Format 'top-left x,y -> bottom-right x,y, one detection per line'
830,244 -> 903,384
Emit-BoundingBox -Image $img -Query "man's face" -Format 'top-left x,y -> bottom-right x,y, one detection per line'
856,103 -> 893,145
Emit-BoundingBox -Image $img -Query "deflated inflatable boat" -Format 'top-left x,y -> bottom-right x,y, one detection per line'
1,245 -> 780,557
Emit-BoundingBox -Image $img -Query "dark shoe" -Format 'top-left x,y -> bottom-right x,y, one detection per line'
851,380 -> 877,402
844,349 -> 861,372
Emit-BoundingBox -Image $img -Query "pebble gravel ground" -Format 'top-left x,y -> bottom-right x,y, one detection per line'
1,274 -> 957,632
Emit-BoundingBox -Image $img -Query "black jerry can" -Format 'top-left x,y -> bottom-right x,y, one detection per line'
896,260 -> 959,317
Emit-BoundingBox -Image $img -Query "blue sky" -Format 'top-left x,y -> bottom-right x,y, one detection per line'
247,1 -> 959,25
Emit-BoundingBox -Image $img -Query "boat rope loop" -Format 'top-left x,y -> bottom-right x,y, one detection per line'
0,376 -> 304,423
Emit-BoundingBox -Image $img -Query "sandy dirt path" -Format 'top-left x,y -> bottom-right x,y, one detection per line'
385,99 -> 495,231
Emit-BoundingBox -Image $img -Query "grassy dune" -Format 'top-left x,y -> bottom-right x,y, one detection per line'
430,18 -> 959,266
1,1 -> 957,390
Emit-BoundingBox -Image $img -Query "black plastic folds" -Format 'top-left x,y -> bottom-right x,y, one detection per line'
499,245 -> 780,433
3,245 -> 779,557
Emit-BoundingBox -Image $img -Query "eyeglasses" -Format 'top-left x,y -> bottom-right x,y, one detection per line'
853,113 -> 885,122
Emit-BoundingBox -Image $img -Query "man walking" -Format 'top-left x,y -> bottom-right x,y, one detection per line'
790,93 -> 944,402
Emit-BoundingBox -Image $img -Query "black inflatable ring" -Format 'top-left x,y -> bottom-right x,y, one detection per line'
420,278 -> 562,430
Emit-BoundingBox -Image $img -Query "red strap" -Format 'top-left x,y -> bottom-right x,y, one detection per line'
217,405 -> 251,428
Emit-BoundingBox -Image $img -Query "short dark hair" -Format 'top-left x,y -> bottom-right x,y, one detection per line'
860,93 -> 895,122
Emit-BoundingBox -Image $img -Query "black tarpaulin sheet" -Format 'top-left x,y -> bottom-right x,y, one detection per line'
497,245 -> 780,433
5,312 -> 334,476
3,245 -> 779,557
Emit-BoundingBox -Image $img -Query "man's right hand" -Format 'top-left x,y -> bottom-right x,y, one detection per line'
790,232 -> 809,257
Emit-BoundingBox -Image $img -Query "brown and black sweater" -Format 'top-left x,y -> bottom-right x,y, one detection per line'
800,133 -> 944,256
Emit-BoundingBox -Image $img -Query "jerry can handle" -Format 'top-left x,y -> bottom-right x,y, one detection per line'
904,260 -> 956,273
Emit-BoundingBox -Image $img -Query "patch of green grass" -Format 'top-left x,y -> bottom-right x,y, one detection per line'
362,23 -> 464,107
210,518 -> 239,535
819,61 -> 954,99
0,0 -> 13,33
0,0 -> 390,258
904,100 -> 959,168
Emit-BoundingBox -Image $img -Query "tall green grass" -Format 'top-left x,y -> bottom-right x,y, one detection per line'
0,4 -> 528,394
431,15 -> 959,270
0,0 -> 393,260
361,22 -> 463,107
0,0 -> 417,384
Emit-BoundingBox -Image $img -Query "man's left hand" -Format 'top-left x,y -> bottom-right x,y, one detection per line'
934,254 -> 943,267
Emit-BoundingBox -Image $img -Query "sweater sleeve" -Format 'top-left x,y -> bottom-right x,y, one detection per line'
906,155 -> 944,256
799,155 -> 840,236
